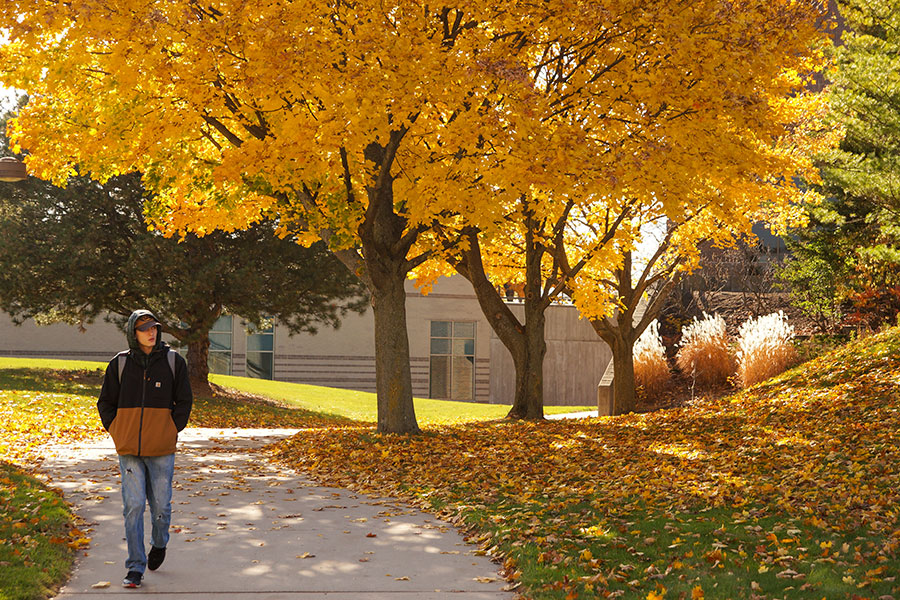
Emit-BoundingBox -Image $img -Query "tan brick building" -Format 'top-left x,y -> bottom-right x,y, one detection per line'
0,276 -> 612,408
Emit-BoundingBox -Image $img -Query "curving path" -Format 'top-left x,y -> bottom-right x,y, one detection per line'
40,428 -> 513,599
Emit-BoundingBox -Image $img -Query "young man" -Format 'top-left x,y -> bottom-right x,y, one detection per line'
97,310 -> 193,589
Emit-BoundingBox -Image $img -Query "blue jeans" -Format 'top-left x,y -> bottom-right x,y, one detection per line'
118,453 -> 175,573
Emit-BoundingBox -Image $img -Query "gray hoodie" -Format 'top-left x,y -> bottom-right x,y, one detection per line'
126,309 -> 164,357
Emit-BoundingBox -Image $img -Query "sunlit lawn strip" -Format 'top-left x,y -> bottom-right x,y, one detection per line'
189,394 -> 359,428
269,327 -> 900,599
0,369 -> 106,464
0,359 -> 588,428
0,461 -> 88,600
0,366 -> 360,460
211,373 -> 594,424
0,358 -> 107,371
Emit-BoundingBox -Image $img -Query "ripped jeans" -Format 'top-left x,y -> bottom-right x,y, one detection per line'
118,453 -> 175,573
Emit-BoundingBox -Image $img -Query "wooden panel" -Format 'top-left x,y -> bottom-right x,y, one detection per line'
489,304 -> 612,406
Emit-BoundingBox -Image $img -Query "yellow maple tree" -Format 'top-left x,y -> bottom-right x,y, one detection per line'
0,2 -> 539,433
1,0 -> 832,428
416,1 -> 834,416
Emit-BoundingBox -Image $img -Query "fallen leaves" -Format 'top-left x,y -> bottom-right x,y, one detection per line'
0,367 -> 352,470
0,460 -> 82,598
0,372 -> 106,464
3,330 -> 900,599
269,327 -> 900,599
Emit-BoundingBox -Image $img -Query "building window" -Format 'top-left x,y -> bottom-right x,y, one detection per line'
208,315 -> 233,376
429,321 -> 475,400
246,322 -> 274,380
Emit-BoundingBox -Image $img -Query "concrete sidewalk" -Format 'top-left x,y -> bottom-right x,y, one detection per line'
546,410 -> 599,420
40,428 -> 513,599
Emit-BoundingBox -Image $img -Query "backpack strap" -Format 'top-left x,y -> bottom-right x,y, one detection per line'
116,351 -> 129,383
116,349 -> 177,382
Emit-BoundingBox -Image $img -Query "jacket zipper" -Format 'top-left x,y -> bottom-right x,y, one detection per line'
138,364 -> 147,456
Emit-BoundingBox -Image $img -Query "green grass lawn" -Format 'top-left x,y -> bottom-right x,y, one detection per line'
0,357 -> 108,371
0,357 -> 593,426
210,373 -> 594,424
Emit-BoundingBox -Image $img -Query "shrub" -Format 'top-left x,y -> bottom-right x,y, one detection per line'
675,313 -> 734,387
737,311 -> 797,388
633,320 -> 670,395
775,251 -> 844,333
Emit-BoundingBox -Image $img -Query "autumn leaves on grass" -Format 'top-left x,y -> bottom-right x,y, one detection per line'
0,367 -> 353,467
0,462 -> 89,600
270,326 -> 900,599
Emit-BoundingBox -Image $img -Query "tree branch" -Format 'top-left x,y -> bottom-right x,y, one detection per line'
201,115 -> 244,148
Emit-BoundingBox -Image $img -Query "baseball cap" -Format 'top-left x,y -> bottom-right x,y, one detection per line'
135,319 -> 161,332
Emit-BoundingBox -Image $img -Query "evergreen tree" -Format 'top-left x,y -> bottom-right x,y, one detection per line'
0,131 -> 367,393
782,0 -> 900,330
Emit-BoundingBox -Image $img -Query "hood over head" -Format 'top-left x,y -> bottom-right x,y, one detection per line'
126,309 -> 164,353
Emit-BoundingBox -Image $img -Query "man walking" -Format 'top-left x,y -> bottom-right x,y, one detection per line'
97,310 -> 193,589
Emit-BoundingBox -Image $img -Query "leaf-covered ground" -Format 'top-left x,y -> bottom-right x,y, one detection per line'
0,369 -> 107,465
2,331 -> 898,599
0,461 -> 87,600
0,365 -> 356,599
0,366 -> 357,466
270,328 -> 900,599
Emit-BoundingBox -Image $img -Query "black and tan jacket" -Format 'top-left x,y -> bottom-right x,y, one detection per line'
97,310 -> 193,456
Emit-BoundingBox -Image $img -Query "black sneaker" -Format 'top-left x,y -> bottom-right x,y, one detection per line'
122,571 -> 142,588
148,546 -> 166,571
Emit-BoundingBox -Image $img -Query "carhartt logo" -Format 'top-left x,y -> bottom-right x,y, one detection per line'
155,382 -> 161,388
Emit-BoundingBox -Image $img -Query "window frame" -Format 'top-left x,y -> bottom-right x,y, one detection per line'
428,320 -> 476,401
245,320 -> 275,380
204,315 -> 234,376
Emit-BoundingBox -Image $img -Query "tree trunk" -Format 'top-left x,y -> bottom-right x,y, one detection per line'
607,335 -> 636,415
506,300 -> 546,419
186,337 -> 213,397
454,257 -> 545,419
369,267 -> 421,434
453,225 -> 547,420
590,250 -> 680,416
507,215 -> 547,419
355,134 -> 421,435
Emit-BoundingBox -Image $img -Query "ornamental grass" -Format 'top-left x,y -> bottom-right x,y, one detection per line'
737,311 -> 798,388
633,320 -> 671,395
675,312 -> 735,388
